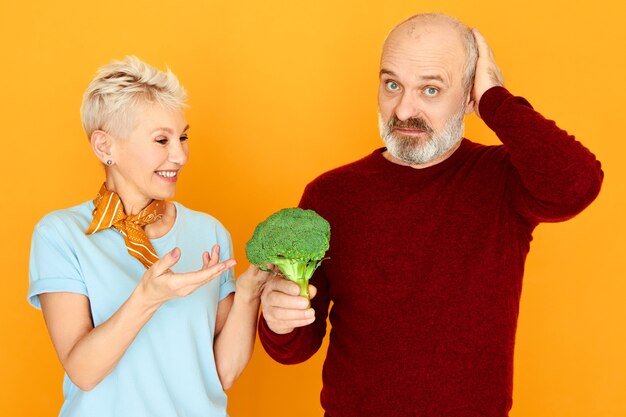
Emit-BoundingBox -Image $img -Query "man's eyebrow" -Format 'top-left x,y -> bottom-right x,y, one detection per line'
419,74 -> 445,83
379,69 -> 396,77
379,70 -> 446,84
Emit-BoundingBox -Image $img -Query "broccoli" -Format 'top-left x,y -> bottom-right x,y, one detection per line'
246,208 -> 330,302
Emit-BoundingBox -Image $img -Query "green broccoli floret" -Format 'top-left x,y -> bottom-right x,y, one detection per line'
246,208 -> 330,302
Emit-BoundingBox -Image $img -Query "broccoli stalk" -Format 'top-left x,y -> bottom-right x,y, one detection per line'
246,208 -> 330,304
270,258 -> 323,299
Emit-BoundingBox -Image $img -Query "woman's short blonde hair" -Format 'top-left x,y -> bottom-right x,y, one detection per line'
80,56 -> 187,138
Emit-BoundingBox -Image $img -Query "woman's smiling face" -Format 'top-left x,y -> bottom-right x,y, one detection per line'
106,102 -> 189,211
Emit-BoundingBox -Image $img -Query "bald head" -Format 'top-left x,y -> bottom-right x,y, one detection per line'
383,13 -> 478,97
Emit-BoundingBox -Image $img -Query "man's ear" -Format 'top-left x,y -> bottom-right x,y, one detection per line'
464,92 -> 476,115
90,130 -> 113,164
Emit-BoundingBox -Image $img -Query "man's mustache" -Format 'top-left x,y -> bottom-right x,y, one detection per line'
387,116 -> 433,132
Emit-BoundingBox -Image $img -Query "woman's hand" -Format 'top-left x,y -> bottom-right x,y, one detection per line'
40,244 -> 236,391
234,264 -> 276,302
136,245 -> 236,309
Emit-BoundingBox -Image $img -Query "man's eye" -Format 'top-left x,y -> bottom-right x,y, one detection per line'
156,138 -> 168,145
385,81 -> 400,91
180,135 -> 189,142
424,87 -> 438,96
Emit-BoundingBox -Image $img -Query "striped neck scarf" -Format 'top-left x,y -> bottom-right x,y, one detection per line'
85,183 -> 166,269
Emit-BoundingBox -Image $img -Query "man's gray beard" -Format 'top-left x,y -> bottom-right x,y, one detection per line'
379,106 -> 465,165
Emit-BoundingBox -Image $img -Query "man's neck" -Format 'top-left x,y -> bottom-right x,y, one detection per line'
382,140 -> 463,169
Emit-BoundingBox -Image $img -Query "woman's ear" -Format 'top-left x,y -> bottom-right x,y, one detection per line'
90,130 -> 113,165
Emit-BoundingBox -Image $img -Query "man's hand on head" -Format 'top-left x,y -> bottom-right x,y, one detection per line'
471,28 -> 505,119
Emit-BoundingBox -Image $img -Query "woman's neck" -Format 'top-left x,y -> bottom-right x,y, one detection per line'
144,202 -> 176,239
105,179 -> 151,216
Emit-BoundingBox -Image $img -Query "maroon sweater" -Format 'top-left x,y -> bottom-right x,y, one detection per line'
258,87 -> 603,417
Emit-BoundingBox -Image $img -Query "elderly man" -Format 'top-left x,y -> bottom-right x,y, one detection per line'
259,13 -> 603,417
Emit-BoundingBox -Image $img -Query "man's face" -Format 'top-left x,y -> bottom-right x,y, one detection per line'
378,21 -> 471,166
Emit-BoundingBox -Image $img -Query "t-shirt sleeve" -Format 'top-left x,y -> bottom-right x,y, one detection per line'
217,231 -> 236,301
28,217 -> 88,309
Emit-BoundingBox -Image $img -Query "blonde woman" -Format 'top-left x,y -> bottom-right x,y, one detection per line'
28,56 -> 269,416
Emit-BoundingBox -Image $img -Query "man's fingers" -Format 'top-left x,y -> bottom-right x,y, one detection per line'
263,287 -> 311,310
263,306 -> 316,333
265,317 -> 316,333
472,28 -> 498,63
263,274 -> 317,300
260,276 -> 318,333
264,305 -> 315,321
266,274 -> 301,296
472,28 -> 489,56
470,27 -> 504,119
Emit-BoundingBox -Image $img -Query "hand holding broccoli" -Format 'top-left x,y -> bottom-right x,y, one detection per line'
246,208 -> 330,305
261,274 -> 318,334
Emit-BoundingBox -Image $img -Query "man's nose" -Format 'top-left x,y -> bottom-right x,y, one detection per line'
394,92 -> 421,121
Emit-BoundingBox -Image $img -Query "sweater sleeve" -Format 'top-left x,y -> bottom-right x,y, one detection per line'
479,86 -> 603,224
258,184 -> 331,364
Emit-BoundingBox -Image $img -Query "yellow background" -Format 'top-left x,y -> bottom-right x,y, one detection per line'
1,0 -> 624,416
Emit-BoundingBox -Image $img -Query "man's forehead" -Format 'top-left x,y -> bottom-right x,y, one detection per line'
385,15 -> 467,51
391,13 -> 467,38
386,19 -> 464,47
381,22 -> 465,68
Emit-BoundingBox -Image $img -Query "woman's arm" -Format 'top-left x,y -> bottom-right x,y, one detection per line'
40,290 -> 159,391
213,265 -> 272,390
40,246 -> 235,391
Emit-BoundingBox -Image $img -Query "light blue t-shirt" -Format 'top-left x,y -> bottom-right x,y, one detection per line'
28,201 -> 236,417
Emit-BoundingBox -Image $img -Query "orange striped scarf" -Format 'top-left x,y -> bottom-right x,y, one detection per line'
85,183 -> 166,269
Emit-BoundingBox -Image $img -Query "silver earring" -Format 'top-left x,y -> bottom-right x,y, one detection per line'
106,160 -> 113,165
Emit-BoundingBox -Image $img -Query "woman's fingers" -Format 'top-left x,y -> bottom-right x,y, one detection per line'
150,247 -> 182,276
172,259 -> 236,292
202,245 -> 221,270
209,245 -> 220,266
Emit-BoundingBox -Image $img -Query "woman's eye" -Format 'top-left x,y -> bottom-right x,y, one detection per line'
424,87 -> 438,97
156,138 -> 168,145
385,81 -> 400,91
180,135 -> 189,142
